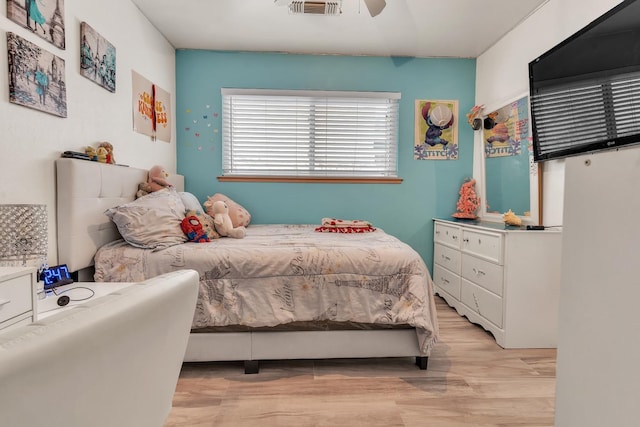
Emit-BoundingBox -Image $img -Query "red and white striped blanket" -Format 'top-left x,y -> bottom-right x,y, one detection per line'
314,217 -> 376,233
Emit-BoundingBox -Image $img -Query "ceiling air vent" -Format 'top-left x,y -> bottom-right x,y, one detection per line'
289,1 -> 342,16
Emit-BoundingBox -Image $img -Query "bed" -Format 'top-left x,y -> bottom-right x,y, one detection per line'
55,158 -> 439,373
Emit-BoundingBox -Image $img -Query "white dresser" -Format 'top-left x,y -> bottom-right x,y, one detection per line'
433,218 -> 562,348
0,267 -> 38,332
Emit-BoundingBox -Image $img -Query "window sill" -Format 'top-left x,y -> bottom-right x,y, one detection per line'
217,176 -> 403,184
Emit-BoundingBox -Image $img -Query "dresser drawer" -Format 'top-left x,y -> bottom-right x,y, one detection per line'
0,274 -> 32,324
434,222 -> 461,249
433,264 -> 461,300
434,243 -> 461,274
461,254 -> 504,296
461,278 -> 503,328
461,229 -> 503,264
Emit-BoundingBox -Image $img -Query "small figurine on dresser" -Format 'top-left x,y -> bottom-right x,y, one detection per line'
452,178 -> 480,219
502,209 -> 523,226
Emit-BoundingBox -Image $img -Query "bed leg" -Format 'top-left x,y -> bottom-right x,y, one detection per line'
244,360 -> 260,374
415,356 -> 428,370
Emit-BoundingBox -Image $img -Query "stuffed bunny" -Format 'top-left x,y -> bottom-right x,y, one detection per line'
211,200 -> 246,238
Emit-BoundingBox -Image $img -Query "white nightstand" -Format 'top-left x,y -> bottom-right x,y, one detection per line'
0,267 -> 38,332
37,282 -> 134,319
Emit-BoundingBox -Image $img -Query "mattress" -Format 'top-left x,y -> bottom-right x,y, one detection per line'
94,224 -> 439,355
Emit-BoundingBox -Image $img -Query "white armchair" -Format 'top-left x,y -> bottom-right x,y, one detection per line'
0,269 -> 199,427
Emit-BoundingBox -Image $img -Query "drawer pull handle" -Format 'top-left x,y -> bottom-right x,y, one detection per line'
463,238 -> 469,243
442,255 -> 451,261
442,278 -> 450,284
472,268 -> 486,276
0,299 -> 11,307
452,235 -> 458,240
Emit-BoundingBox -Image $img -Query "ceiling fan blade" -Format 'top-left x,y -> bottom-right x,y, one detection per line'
364,0 -> 386,17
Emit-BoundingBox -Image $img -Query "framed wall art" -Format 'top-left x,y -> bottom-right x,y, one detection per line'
7,32 -> 67,117
132,70 -> 171,143
6,0 -> 66,50
414,99 -> 459,160
80,22 -> 116,92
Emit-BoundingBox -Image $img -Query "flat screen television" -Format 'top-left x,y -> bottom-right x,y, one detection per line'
529,0 -> 640,161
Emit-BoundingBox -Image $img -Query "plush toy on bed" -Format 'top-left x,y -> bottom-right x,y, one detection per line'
180,210 -> 220,242
181,214 -> 209,242
211,200 -> 246,239
136,165 -> 172,198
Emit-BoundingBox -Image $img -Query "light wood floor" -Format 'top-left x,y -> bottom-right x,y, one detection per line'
164,296 -> 557,426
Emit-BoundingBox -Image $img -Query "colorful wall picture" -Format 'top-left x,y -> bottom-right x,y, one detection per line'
484,95 -> 530,158
132,70 -> 171,143
414,99 -> 459,160
6,0 -> 66,50
7,32 -> 67,117
80,22 -> 115,92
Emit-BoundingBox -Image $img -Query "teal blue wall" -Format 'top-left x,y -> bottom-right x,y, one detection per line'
176,50 -> 476,271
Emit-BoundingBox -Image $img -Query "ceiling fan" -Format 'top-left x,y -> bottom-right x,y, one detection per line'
276,0 -> 387,17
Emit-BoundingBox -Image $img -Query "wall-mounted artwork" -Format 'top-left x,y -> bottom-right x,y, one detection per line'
414,99 -> 459,160
132,70 -> 171,143
80,22 -> 115,92
6,0 -> 65,50
483,95 -> 529,158
7,32 -> 67,118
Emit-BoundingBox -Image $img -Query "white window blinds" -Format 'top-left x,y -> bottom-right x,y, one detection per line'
221,89 -> 400,177
530,71 -> 640,160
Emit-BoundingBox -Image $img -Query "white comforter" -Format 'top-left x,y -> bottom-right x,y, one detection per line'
94,224 -> 439,355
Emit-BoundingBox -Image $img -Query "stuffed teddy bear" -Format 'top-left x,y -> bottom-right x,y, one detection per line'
136,165 -> 172,198
211,200 -> 246,238
98,142 -> 115,164
96,146 -> 108,163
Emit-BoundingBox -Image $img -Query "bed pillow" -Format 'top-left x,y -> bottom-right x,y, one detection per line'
204,193 -> 251,228
105,188 -> 188,250
179,192 -> 203,213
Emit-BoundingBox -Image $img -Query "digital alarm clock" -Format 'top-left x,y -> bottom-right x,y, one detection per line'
40,264 -> 73,290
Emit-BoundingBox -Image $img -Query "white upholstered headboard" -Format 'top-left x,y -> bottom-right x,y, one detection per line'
55,158 -> 184,272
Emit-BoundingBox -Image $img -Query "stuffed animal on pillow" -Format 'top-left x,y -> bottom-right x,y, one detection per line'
180,209 -> 220,242
211,200 -> 246,239
136,165 -> 172,198
181,214 -> 210,242
147,165 -> 171,192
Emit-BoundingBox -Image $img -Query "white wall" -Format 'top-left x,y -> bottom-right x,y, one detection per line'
0,0 -> 176,265
474,0 -> 624,226
477,2 -> 636,426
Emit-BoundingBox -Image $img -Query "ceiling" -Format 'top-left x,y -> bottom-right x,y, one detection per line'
130,0 -> 548,58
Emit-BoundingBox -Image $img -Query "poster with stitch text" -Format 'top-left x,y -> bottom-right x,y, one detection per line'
484,95 -> 529,158
414,99 -> 458,160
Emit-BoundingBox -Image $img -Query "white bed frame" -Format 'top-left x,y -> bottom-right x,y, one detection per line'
55,158 -> 428,373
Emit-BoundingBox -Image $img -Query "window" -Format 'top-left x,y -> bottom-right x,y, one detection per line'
221,89 -> 400,179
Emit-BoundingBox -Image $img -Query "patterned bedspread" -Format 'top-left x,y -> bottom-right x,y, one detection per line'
94,224 -> 439,355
